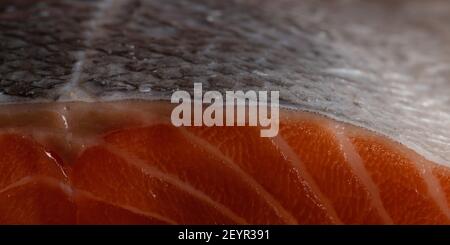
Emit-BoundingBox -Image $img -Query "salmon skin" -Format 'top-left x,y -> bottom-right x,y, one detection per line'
0,0 -> 450,224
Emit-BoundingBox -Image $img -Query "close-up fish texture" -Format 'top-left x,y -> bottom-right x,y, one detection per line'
0,0 -> 450,225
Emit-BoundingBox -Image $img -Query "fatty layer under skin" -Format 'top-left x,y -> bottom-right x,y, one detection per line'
1,0 -> 450,165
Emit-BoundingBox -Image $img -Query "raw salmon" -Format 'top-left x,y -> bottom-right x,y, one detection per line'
0,101 -> 448,224
1,0 -> 450,224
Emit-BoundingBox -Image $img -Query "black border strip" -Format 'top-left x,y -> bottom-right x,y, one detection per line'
1,225 -> 450,243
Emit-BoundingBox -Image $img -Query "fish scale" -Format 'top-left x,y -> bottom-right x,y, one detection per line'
0,0 -> 450,224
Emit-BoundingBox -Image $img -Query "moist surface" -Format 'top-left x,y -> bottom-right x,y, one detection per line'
1,0 -> 450,166
0,100 -> 449,224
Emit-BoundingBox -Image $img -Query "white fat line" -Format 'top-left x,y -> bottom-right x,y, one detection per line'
407,153 -> 450,220
0,175 -> 73,197
75,190 -> 178,224
326,122 -> 393,224
103,144 -> 248,224
0,175 -> 176,224
179,127 -> 298,224
271,134 -> 343,224
59,0 -> 119,101
356,130 -> 450,221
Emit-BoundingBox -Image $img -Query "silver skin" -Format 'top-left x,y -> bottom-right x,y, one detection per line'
1,0 -> 450,165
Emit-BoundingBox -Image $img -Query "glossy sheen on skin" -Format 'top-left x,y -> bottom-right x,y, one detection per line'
1,0 -> 450,166
0,101 -> 449,224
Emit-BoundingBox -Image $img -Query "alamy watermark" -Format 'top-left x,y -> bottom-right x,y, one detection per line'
170,83 -> 279,137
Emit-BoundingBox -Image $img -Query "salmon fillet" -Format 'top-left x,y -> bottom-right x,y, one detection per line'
0,101 -> 449,224
1,0 -> 450,224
